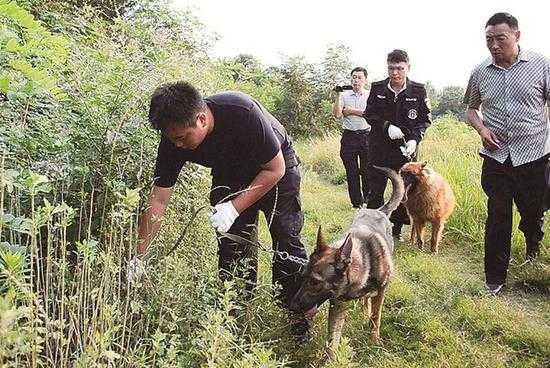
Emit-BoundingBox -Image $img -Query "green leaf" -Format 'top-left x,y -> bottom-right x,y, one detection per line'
22,79 -> 33,94
0,241 -> 26,254
5,38 -> 18,52
0,75 -> 9,92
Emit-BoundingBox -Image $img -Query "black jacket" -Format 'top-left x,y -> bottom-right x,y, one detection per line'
363,78 -> 431,150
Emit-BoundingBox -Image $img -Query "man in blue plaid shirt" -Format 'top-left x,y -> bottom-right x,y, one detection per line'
464,12 -> 550,295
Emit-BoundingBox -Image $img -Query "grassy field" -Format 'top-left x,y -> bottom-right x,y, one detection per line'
249,117 -> 549,367
1,117 -> 548,367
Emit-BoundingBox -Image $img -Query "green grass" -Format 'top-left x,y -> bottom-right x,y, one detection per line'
252,117 -> 549,367
2,117 -> 548,367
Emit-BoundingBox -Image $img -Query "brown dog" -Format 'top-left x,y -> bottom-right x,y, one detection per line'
290,167 -> 404,357
400,162 -> 455,254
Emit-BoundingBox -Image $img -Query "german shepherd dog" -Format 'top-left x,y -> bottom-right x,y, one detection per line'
400,162 -> 455,254
290,167 -> 404,357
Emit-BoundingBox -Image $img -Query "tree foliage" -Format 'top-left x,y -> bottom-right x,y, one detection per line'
0,3 -> 363,365
431,85 -> 466,119
0,0 -> 68,98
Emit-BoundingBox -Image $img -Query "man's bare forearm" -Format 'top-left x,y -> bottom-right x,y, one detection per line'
465,107 -> 485,134
343,107 -> 364,117
231,151 -> 285,214
137,207 -> 164,254
137,186 -> 173,255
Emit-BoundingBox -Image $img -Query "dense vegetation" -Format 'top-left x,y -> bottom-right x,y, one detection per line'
1,1 -> 546,367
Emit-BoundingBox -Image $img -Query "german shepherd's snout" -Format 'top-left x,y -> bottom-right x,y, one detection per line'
291,167 -> 404,358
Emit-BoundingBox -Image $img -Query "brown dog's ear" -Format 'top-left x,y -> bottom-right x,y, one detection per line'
316,225 -> 329,252
337,233 -> 353,265
421,161 -> 428,168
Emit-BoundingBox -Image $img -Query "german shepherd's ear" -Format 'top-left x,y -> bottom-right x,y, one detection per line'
316,225 -> 329,252
421,161 -> 428,168
337,233 -> 353,266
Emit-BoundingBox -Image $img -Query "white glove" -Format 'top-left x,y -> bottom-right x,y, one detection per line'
127,257 -> 146,283
404,140 -> 417,156
209,201 -> 239,233
388,124 -> 405,140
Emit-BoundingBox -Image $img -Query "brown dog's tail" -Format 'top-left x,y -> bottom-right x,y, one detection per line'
373,166 -> 405,216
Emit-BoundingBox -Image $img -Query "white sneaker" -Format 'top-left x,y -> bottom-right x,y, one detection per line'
485,283 -> 503,295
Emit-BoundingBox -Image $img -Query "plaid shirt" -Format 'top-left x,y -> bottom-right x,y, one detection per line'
464,48 -> 550,166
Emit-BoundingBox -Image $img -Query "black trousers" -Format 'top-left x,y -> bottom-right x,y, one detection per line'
340,129 -> 370,207
210,166 -> 307,308
367,143 -> 411,226
481,156 -> 546,284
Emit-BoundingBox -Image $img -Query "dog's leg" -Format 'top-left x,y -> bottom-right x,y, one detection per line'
327,300 -> 347,358
409,219 -> 417,247
430,220 -> 444,254
363,296 -> 372,319
369,288 -> 385,344
413,220 -> 425,250
418,221 -> 426,249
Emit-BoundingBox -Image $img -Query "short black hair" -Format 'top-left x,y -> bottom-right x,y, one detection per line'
387,49 -> 409,64
351,66 -> 368,78
486,12 -> 518,30
148,81 -> 205,131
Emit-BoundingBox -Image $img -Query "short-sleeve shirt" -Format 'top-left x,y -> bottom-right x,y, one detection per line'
339,89 -> 370,131
463,49 -> 550,166
153,91 -> 296,187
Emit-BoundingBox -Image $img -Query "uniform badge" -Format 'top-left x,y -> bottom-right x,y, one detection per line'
408,109 -> 418,119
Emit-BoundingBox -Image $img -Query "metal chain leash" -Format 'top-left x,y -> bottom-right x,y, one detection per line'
217,230 -> 308,267
218,184 -> 308,268
167,185 -> 308,267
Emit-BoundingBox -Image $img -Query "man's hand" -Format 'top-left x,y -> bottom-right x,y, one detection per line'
404,140 -> 417,156
479,127 -> 501,151
127,256 -> 146,283
209,201 -> 239,233
465,108 -> 501,152
388,124 -> 405,140
137,185 -> 173,256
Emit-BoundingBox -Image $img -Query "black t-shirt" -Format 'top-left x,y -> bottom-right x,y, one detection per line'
153,91 -> 296,188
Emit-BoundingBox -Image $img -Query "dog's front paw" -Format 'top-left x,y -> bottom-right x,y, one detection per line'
319,347 -> 334,365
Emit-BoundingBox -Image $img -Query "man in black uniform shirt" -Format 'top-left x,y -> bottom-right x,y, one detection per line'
364,49 -> 432,239
131,81 -> 308,335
